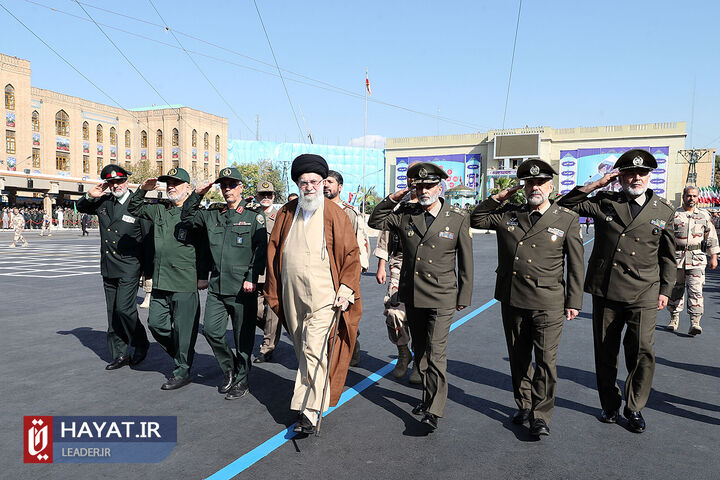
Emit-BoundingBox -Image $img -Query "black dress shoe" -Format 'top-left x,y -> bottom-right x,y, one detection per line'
529,418 -> 550,436
253,352 -> 272,363
293,413 -> 316,435
105,355 -> 130,370
623,408 -> 646,433
130,346 -> 148,365
161,376 -> 191,390
600,409 -> 619,423
219,370 -> 235,394
421,413 -> 438,430
411,403 -> 427,415
349,339 -> 361,367
224,380 -> 249,400
512,409 -> 531,425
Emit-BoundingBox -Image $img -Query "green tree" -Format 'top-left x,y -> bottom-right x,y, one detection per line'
230,160 -> 287,201
489,176 -> 525,204
128,159 -> 156,184
353,185 -> 381,214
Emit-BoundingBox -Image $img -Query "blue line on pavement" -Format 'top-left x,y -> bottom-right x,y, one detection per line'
207,236 -> 595,479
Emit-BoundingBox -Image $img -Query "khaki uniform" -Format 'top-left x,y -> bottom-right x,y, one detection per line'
9,213 -> 28,247
256,206 -> 282,356
341,202 -> 370,271
667,207 -> 719,318
558,187 -> 675,414
374,230 -> 410,346
471,198 -> 584,424
40,213 -> 52,236
369,197 -> 473,417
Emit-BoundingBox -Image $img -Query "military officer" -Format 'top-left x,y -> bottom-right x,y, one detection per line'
77,164 -> 151,370
557,149 -> 676,433
368,162 -> 473,431
471,159 -> 584,437
254,180 -> 282,363
666,185 -> 719,335
181,167 -> 267,400
8,207 -> 28,247
127,168 -> 210,390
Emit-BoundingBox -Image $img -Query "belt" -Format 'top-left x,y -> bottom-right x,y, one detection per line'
676,244 -> 702,251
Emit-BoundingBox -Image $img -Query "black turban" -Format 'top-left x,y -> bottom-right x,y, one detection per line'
291,154 -> 329,182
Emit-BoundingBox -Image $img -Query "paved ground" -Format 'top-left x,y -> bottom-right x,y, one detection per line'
2,228 -> 719,479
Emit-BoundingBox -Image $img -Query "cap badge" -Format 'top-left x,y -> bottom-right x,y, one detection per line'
530,165 -> 540,175
418,167 -> 428,178
262,182 -> 269,188
632,157 -> 643,166
168,168 -> 177,175
222,168 -> 231,176
111,171 -> 117,178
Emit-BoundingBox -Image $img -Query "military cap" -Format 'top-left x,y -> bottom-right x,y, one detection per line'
407,162 -> 448,185
158,167 -> 190,184
100,164 -> 131,181
614,149 -> 657,171
214,166 -> 243,184
257,180 -> 275,193
517,159 -> 557,180
291,154 -> 328,182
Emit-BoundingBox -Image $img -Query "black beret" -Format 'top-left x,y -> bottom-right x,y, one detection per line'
100,164 -> 131,180
517,159 -> 557,180
613,149 -> 657,171
291,154 -> 328,183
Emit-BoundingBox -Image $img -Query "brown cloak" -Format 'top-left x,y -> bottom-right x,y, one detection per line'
264,198 -> 362,406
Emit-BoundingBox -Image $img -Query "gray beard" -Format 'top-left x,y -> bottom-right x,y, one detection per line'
111,190 -> 126,199
418,192 -> 440,206
168,190 -> 188,205
527,193 -> 547,207
299,191 -> 323,212
623,185 -> 647,198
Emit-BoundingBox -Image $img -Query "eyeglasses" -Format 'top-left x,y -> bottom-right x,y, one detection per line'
298,179 -> 323,188
220,182 -> 240,189
257,192 -> 274,198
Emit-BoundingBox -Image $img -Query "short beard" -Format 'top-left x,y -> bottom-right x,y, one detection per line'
527,192 -> 547,207
623,184 -> 647,198
418,191 -> 440,206
111,189 -> 127,199
323,190 -> 338,200
168,190 -> 188,205
299,190 -> 324,212
259,199 -> 273,208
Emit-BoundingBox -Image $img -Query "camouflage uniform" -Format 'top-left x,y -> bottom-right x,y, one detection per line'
40,212 -> 52,236
340,202 -> 370,271
375,230 -> 410,346
667,207 -> 720,334
9,213 -> 28,247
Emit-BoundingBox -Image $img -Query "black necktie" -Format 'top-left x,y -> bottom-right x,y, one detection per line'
424,212 -> 435,229
530,211 -> 541,226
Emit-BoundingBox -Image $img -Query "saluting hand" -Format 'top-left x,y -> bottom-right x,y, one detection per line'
389,188 -> 410,203
196,181 -> 214,196
88,182 -> 108,198
492,184 -> 522,203
242,281 -> 256,293
565,308 -> 579,321
141,178 -> 158,191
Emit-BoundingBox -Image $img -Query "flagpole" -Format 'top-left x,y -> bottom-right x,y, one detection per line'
362,67 -> 368,216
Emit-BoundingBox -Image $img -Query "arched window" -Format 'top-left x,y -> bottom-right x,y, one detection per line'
141,130 -> 147,148
204,132 -> 209,150
32,111 -> 40,132
55,110 -> 69,136
82,121 -> 89,140
96,124 -> 103,143
215,135 -> 220,152
156,129 -> 163,147
110,127 -> 117,145
172,128 -> 179,146
192,129 -> 197,147
125,130 -> 131,148
4,84 -> 15,110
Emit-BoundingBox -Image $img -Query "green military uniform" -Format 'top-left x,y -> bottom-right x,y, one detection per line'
76,165 -> 151,364
557,149 -> 676,424
181,168 -> 267,391
127,168 -> 210,384
471,159 -> 585,429
368,162 -> 473,422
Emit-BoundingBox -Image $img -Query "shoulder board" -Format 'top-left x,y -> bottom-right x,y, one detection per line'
449,206 -> 466,215
243,201 -> 263,212
208,203 -> 225,210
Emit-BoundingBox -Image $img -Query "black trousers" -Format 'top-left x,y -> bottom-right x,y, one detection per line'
102,276 -> 149,359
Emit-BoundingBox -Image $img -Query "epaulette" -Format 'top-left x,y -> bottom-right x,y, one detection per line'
450,205 -> 466,215
207,202 -> 225,210
244,200 -> 263,212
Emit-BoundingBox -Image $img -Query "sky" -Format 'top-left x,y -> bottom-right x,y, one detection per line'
1,0 -> 718,149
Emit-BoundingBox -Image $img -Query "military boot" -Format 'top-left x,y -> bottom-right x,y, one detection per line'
666,314 -> 679,332
408,360 -> 422,385
392,345 -> 412,379
688,316 -> 702,336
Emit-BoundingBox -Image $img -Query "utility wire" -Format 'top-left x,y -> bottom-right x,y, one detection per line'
502,0 -> 522,130
146,0 -> 253,136
252,0 -> 305,143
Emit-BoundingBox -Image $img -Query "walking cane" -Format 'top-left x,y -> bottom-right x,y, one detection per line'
315,307 -> 342,437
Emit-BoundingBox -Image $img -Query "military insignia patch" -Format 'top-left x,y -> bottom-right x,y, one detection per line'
439,232 -> 455,239
650,219 -> 666,228
177,228 -> 187,241
169,168 -> 178,175
261,181 -> 270,188
110,171 -> 117,178
419,167 -> 428,178
235,206 -> 244,214
530,165 -> 540,175
547,227 -> 565,237
256,214 -> 265,225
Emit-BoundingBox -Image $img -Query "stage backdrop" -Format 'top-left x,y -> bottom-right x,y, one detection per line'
395,154 -> 482,195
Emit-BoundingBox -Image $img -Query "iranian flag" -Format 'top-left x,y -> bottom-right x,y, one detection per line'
366,72 -> 372,96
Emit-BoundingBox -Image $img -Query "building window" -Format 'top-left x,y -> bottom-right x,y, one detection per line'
171,159 -> 179,169
204,132 -> 209,150
191,161 -> 197,177
192,129 -> 197,147
124,160 -> 131,170
172,128 -> 179,146
141,130 -> 148,148
4,84 -> 15,110
156,129 -> 163,147
97,157 -> 104,175
125,130 -> 131,148
82,121 -> 89,140
215,135 -> 221,152
6,130 -> 15,154
203,163 -> 208,178
156,161 -> 163,176
83,155 -> 90,174
214,164 -> 219,177
96,124 -> 103,143
32,148 -> 40,168
32,111 -> 40,132
110,127 -> 117,145
56,151 -> 70,171
55,110 -> 69,136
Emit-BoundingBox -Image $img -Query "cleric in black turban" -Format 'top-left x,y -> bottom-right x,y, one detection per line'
291,154 -> 329,183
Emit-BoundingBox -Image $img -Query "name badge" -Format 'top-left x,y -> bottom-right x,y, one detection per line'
236,236 -> 243,245
234,222 -> 251,226
439,231 -> 455,239
121,214 -> 136,224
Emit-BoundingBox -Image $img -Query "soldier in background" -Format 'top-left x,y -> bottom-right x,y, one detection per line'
666,186 -> 719,335
40,210 -> 52,237
8,207 -> 28,247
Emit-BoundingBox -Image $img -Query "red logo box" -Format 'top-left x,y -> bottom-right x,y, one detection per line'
24,416 -> 53,463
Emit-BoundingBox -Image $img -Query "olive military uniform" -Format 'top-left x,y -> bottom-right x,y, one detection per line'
181,191 -> 267,389
128,188 -> 210,382
471,195 -> 584,425
77,189 -> 151,363
369,195 -> 473,418
558,186 -> 675,415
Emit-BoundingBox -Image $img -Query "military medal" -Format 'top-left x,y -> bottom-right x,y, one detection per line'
605,216 -> 613,222
508,226 -> 515,232
551,235 -> 557,241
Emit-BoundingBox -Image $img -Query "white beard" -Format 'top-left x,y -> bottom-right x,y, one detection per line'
418,191 -> 440,206
623,185 -> 647,198
527,192 -> 547,207
299,191 -> 323,212
168,190 -> 188,205
111,189 -> 127,199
